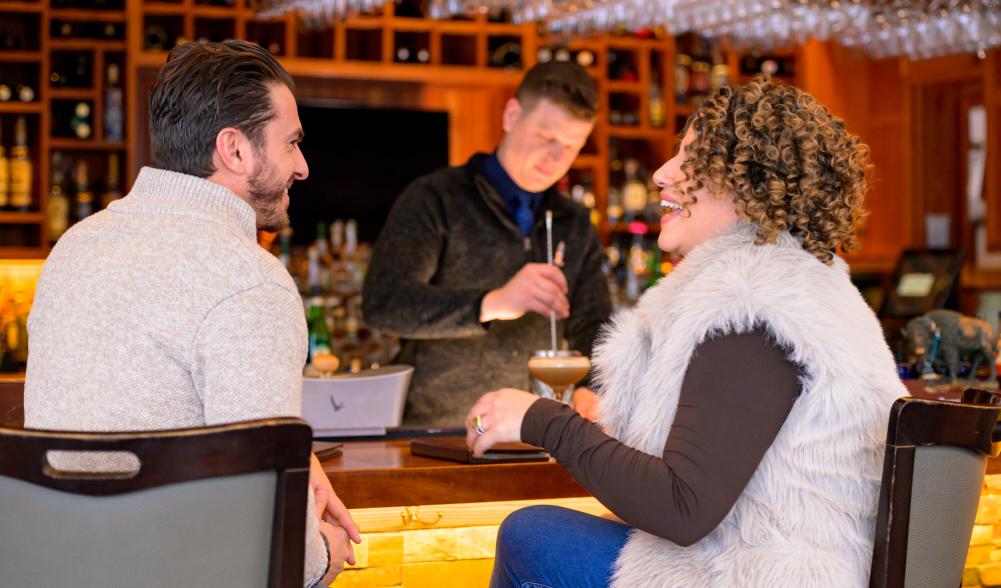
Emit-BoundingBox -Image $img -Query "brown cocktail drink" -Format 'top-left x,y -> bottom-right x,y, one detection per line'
528,350 -> 591,403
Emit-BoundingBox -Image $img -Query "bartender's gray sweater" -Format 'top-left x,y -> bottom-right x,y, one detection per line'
363,153 -> 613,426
23,167 -> 328,587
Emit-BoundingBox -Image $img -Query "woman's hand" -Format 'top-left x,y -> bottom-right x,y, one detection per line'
571,387 -> 600,422
465,388 -> 539,457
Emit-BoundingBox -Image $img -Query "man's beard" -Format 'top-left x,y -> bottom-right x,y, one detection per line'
248,154 -> 292,233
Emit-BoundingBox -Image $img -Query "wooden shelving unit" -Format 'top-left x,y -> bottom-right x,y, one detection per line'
0,0 -> 797,257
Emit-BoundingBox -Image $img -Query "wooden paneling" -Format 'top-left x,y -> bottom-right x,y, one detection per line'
840,58 -> 912,270
987,49 -> 1001,252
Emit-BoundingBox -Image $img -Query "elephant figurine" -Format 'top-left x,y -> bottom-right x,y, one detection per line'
905,309 -> 998,382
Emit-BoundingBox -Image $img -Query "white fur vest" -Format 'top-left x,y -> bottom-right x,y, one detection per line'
593,223 -> 904,587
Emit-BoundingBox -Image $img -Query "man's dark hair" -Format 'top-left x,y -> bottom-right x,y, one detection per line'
148,40 -> 295,177
514,61 -> 598,121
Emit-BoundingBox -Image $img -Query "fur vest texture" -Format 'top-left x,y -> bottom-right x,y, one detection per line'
593,223 -> 904,587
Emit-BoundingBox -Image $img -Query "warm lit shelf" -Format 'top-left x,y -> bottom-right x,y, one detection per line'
608,125 -> 671,140
0,49 -> 42,62
49,138 -> 127,150
390,17 -> 434,32
674,104 -> 695,117
48,87 -> 98,100
0,102 -> 42,114
142,3 -> 187,15
342,16 -> 384,30
49,8 -> 125,21
435,20 -> 482,34
0,212 -> 43,224
606,36 -> 665,50
0,247 -> 47,260
49,38 -> 126,51
191,5 -> 247,18
606,79 -> 642,93
0,1 -> 43,13
573,154 -> 603,169
484,23 -> 523,35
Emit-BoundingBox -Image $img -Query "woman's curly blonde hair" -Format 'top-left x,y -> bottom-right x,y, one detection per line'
680,74 -> 871,264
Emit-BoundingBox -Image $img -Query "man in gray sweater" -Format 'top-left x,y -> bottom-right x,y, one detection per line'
363,62 -> 612,426
24,41 -> 356,586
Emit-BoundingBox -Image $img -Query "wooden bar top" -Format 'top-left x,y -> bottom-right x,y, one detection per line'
321,438 -> 588,509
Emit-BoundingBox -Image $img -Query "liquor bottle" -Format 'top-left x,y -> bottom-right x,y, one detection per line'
621,159 -> 647,221
646,240 -> 662,289
329,219 -> 344,259
100,152 -> 122,209
277,227 -> 293,273
674,54 -> 692,104
8,293 -> 30,366
73,159 -> 94,222
0,120 -> 8,209
307,295 -> 333,364
104,63 -> 124,142
624,232 -> 646,304
581,175 -> 600,227
689,60 -> 711,106
340,303 -> 365,373
649,72 -> 665,128
9,116 -> 32,211
305,245 -> 322,297
314,222 -> 332,293
606,186 -> 623,225
47,152 -> 70,241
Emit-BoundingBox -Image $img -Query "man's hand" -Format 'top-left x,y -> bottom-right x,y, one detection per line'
571,387 -> 600,422
317,522 -> 353,585
310,453 -> 361,549
480,263 -> 569,323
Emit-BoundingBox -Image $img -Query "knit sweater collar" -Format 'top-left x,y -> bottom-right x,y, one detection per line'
121,167 -> 258,240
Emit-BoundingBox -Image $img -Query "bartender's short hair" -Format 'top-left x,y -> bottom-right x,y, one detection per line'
148,40 -> 295,178
515,61 -> 598,121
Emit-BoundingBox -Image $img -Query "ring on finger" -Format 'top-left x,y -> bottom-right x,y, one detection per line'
474,415 -> 487,436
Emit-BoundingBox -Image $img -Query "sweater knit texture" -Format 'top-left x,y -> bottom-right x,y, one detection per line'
23,167 -> 327,587
594,222 -> 905,587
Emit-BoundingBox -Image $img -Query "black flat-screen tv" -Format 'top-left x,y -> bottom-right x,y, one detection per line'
288,100 -> 450,245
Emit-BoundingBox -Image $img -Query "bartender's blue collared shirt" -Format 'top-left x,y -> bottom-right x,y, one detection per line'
480,152 -> 543,236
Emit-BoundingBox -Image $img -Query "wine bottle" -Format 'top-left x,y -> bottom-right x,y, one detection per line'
100,152 -> 122,209
9,116 -> 32,211
47,152 -> 70,241
0,120 -> 8,209
70,102 -> 92,140
73,159 -> 94,222
104,63 -> 124,142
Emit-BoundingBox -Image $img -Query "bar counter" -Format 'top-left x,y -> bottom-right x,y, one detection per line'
6,376 -> 1001,586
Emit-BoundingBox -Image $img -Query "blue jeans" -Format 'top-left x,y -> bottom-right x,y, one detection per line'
490,505 -> 632,588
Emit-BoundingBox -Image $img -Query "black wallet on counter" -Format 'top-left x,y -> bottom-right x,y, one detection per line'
410,436 -> 549,464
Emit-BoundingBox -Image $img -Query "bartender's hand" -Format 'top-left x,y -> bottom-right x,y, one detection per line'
480,263 -> 569,323
310,453 -> 361,559
465,388 -> 539,457
571,387 -> 600,422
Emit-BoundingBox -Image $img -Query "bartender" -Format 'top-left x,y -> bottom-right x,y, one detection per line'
362,61 -> 612,426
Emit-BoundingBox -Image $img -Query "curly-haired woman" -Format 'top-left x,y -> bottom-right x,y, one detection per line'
465,75 -> 906,588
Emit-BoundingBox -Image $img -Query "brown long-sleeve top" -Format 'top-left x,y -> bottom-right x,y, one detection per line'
521,328 -> 801,547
